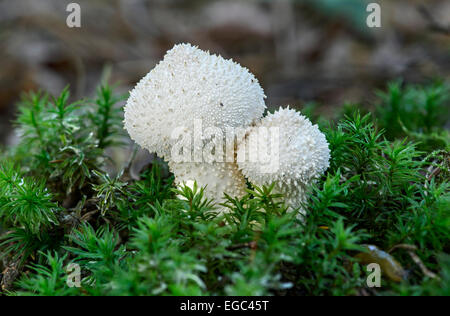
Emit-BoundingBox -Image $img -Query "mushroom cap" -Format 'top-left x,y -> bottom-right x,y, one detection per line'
169,161 -> 247,210
124,43 -> 266,160
237,107 -> 330,208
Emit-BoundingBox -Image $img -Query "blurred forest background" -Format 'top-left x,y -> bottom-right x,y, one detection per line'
0,0 -> 449,146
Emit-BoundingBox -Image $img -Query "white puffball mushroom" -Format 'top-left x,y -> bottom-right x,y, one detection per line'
169,161 -> 247,210
237,107 -> 330,213
124,43 -> 266,161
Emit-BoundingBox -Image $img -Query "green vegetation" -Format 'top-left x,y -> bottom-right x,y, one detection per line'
0,81 -> 448,296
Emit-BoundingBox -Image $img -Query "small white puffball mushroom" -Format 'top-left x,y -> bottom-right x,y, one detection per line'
124,43 -> 266,160
169,161 -> 247,211
237,107 -> 330,213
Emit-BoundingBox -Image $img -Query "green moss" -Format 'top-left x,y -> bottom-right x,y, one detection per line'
0,81 -> 448,296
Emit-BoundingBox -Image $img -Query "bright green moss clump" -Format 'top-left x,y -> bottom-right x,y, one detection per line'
0,81 -> 448,296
